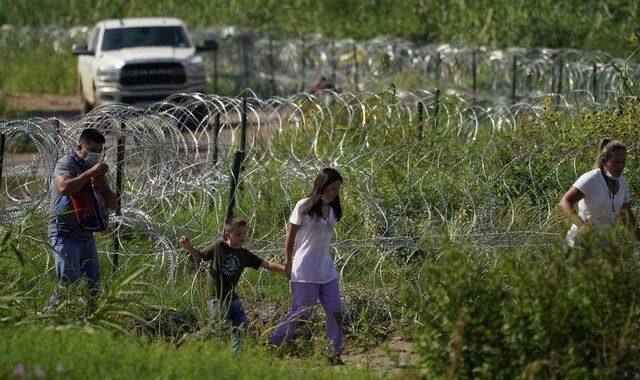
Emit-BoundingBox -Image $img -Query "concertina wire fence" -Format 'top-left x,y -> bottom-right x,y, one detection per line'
1,88 -> 639,318
1,24 -> 639,101
2,25 -> 639,318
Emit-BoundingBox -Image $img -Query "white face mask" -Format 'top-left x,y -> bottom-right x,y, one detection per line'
83,151 -> 102,167
604,169 -> 620,181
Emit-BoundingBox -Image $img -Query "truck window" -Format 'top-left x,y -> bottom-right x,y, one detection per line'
101,26 -> 191,51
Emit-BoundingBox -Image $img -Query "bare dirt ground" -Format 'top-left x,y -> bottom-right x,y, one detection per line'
342,335 -> 420,374
5,93 -> 81,119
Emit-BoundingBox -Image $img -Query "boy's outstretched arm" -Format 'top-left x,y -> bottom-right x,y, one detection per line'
260,260 -> 285,274
179,236 -> 204,261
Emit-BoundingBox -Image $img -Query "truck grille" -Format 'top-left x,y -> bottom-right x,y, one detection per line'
120,62 -> 186,86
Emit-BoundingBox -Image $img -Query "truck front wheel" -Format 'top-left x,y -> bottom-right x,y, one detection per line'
80,84 -> 94,114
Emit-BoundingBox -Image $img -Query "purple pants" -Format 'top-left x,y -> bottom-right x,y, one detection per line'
269,278 -> 343,354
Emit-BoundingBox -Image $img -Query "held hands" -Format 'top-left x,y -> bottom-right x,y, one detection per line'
578,223 -> 591,236
284,261 -> 292,279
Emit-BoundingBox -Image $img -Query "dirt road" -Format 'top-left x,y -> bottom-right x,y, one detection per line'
5,93 -> 81,119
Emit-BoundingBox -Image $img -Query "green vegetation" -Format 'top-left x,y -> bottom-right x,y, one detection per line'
1,0 -> 638,55
0,326 -> 380,379
2,90 -> 640,377
1,0 -> 639,95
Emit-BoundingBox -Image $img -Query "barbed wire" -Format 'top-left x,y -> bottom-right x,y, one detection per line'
2,25 -> 638,100
1,89 -> 636,320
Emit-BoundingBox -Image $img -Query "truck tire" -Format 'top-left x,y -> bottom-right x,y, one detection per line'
80,84 -> 93,115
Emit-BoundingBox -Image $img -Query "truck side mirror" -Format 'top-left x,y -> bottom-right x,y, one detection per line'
72,43 -> 94,56
196,39 -> 218,52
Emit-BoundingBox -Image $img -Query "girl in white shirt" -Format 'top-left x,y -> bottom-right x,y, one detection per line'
269,168 -> 345,365
559,139 -> 640,247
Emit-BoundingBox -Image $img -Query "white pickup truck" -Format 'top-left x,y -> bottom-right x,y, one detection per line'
72,17 -> 217,113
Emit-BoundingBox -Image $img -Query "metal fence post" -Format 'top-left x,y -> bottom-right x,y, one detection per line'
352,42 -> 359,91
300,37 -> 306,92
242,35 -> 250,90
557,58 -> 563,94
0,133 -> 5,194
212,48 -> 218,94
417,101 -> 424,140
432,89 -> 441,132
472,50 -> 477,104
268,37 -> 276,96
511,56 -> 518,104
212,113 -> 221,167
113,119 -> 125,273
592,63 -> 598,103
225,97 -> 247,221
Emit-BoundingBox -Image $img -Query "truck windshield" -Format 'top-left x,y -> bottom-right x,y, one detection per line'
102,26 -> 191,51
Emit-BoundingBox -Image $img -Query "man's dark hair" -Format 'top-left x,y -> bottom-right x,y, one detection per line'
79,128 -> 105,145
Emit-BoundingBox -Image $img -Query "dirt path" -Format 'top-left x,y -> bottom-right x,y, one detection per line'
4,92 -> 81,119
342,335 -> 419,374
5,93 -> 80,111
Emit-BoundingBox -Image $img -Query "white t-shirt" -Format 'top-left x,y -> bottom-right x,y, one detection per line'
566,168 -> 631,246
289,197 -> 339,284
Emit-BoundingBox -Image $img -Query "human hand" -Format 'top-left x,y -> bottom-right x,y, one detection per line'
284,261 -> 292,279
91,175 -> 107,188
179,236 -> 191,249
88,162 -> 109,178
578,223 -> 591,236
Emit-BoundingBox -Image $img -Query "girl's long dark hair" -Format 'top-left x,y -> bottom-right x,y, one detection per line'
593,138 -> 626,169
302,168 -> 343,221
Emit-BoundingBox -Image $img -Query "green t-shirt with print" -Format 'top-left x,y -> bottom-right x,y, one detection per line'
201,241 -> 263,301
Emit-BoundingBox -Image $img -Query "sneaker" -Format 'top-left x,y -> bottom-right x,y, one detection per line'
38,305 -> 56,315
328,354 -> 345,366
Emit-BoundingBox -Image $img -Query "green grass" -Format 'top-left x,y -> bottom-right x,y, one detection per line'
0,326 -> 384,379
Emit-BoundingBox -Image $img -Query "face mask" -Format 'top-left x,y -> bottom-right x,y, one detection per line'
321,194 -> 332,204
83,151 -> 102,167
604,169 -> 620,181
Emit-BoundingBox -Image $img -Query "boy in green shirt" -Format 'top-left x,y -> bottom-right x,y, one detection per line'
180,217 -> 285,351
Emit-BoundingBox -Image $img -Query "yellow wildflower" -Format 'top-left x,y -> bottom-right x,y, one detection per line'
624,116 -> 632,125
543,97 -> 552,105
584,113 -> 593,122
629,32 -> 639,45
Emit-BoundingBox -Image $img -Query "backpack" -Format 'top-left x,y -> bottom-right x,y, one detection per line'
54,156 -> 110,232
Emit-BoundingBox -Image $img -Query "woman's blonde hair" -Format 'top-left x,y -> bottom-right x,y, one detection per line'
593,138 -> 626,169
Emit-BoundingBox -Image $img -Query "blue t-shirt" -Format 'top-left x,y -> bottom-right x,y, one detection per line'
47,154 -> 93,240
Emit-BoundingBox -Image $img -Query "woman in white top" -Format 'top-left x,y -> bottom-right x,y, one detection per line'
559,138 -> 640,247
269,168 -> 345,365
